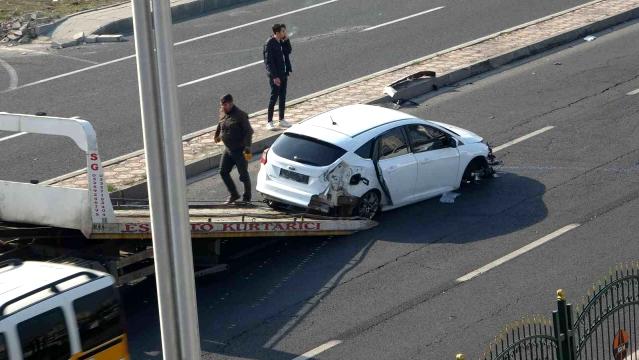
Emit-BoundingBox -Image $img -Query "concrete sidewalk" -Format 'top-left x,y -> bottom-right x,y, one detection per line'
50,0 -> 253,47
45,0 -> 639,197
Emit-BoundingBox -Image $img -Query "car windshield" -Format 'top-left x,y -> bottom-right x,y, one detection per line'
271,133 -> 347,167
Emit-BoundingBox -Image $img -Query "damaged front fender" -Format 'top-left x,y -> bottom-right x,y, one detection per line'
474,142 -> 503,181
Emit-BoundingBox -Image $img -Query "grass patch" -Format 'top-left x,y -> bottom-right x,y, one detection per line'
1,0 -> 125,23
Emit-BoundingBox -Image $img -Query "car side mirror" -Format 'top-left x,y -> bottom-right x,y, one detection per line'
448,137 -> 457,148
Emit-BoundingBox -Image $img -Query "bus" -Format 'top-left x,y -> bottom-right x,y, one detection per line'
0,259 -> 129,359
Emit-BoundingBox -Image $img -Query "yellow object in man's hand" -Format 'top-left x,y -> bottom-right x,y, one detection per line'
243,149 -> 253,161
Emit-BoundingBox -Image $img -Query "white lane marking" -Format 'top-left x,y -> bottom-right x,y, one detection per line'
175,0 -> 340,46
361,6 -> 445,32
456,224 -> 580,283
2,0 -> 340,93
492,126 -> 554,152
292,340 -> 342,360
0,57 -> 19,90
178,60 -> 263,88
4,55 -> 136,93
626,88 -> 639,96
0,132 -> 27,143
51,54 -> 100,65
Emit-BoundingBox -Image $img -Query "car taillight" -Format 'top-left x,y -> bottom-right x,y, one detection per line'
260,148 -> 269,165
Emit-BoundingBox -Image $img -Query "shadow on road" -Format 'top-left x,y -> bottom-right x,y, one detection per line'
122,171 -> 547,359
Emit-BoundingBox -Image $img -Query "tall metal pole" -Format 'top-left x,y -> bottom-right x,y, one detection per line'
131,0 -> 201,359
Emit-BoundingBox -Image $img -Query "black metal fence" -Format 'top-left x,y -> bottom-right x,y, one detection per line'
479,315 -> 558,360
459,263 -> 639,360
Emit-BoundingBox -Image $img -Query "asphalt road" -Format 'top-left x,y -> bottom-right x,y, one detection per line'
0,0 -> 591,182
114,19 -> 639,360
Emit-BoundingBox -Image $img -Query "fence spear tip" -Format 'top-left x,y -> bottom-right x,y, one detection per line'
557,288 -> 566,301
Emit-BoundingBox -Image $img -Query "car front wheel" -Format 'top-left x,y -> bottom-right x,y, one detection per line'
461,157 -> 491,186
354,191 -> 380,219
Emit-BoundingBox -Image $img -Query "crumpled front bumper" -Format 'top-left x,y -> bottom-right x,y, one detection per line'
484,143 -> 503,177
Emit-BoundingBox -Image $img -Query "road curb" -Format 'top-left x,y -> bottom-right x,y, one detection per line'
46,0 -> 256,47
363,1 -> 639,105
45,0 -> 639,198
35,1 -> 129,37
94,0 -> 255,36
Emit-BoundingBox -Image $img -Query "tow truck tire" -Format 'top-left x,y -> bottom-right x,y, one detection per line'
354,190 -> 381,219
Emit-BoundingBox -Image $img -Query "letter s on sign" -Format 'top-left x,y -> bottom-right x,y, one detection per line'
90,153 -> 98,161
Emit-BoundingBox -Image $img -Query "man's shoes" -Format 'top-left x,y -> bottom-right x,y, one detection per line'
225,194 -> 241,205
278,119 -> 292,128
265,122 -> 277,131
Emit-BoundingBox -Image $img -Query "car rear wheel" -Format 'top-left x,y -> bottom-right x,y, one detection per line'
354,191 -> 380,219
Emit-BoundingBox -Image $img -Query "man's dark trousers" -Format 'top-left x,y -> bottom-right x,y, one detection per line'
220,149 -> 251,201
268,75 -> 288,123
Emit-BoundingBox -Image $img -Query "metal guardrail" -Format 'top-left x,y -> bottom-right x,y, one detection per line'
459,262 -> 639,360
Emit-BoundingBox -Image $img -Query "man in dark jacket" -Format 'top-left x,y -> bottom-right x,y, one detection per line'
214,94 -> 254,204
264,23 -> 292,130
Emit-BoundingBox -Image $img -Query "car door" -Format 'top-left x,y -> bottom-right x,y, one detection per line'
375,126 -> 418,206
406,124 -> 460,197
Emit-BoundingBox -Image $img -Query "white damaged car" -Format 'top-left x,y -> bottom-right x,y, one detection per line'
256,104 -> 497,219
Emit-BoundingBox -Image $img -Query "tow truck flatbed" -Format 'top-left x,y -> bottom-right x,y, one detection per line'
93,204 -> 376,239
0,113 -> 376,285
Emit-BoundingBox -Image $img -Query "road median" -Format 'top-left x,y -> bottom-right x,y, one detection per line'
48,0 -> 257,47
44,0 -> 639,198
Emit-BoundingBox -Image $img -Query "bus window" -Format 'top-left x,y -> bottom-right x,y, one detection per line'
18,307 -> 71,360
73,286 -> 124,351
0,333 -> 8,360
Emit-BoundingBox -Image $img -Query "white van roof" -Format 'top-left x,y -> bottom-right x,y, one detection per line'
0,260 -> 107,315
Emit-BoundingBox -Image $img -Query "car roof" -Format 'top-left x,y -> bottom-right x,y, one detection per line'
296,104 -> 416,139
0,260 -> 106,313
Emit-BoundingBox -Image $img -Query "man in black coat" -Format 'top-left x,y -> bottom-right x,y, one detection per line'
214,94 -> 254,204
264,23 -> 293,130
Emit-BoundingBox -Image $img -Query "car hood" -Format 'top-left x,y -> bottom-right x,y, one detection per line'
430,121 -> 483,144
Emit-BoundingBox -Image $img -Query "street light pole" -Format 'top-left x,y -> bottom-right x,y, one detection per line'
131,0 -> 201,358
